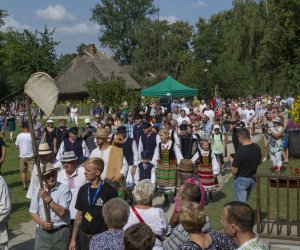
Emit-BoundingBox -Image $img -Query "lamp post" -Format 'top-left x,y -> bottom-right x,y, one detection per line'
204,59 -> 212,101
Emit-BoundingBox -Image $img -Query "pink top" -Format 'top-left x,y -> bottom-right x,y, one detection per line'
174,177 -> 206,212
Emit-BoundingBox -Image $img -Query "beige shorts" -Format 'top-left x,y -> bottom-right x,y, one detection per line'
20,157 -> 35,174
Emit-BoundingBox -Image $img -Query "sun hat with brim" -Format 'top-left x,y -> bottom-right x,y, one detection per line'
46,119 -> 54,123
94,128 -> 108,138
61,151 -> 78,162
38,143 -> 52,155
214,125 -> 221,130
41,163 -> 60,176
84,118 -> 91,124
273,117 -> 282,124
178,159 -> 194,172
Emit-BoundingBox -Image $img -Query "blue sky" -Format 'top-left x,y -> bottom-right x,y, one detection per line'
0,0 -> 233,55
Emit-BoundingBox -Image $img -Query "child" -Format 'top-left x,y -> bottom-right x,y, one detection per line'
129,151 -> 156,185
191,139 -> 220,202
211,125 -> 225,176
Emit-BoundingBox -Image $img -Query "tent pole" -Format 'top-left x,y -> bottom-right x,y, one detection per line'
25,96 -> 51,222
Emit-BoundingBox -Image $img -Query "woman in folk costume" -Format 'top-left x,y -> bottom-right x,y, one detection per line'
191,139 -> 220,202
152,129 -> 183,207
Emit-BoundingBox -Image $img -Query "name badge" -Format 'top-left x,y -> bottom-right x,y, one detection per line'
85,212 -> 93,222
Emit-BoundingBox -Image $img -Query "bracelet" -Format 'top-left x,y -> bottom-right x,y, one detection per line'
47,198 -> 53,205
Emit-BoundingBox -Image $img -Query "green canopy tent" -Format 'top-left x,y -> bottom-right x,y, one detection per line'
140,75 -> 198,97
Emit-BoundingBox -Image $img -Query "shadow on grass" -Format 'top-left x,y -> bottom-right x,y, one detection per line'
2,170 -> 20,177
9,238 -> 35,250
211,191 -> 226,203
12,201 -> 30,213
6,180 -> 23,189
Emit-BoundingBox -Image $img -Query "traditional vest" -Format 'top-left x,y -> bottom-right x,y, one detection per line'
158,141 -> 176,161
180,135 -> 197,159
198,150 -> 212,167
141,133 -> 157,159
64,138 -> 83,161
122,137 -> 134,166
138,162 -> 154,181
133,125 -> 143,147
169,129 -> 175,142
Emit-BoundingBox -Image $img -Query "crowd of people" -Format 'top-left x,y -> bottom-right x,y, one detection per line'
0,94 -> 295,250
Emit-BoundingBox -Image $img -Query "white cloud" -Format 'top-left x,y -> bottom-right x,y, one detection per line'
56,22 -> 98,35
0,16 -> 30,31
194,1 -> 207,8
35,5 -> 75,22
159,15 -> 178,24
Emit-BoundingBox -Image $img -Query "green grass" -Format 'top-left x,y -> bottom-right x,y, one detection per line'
206,141 -> 300,232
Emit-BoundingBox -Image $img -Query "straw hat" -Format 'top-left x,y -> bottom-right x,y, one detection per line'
94,128 -> 108,138
178,159 -> 194,172
61,151 -> 78,163
38,143 -> 52,155
41,163 -> 60,176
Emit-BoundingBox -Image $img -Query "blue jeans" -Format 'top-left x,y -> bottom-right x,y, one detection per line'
234,176 -> 256,202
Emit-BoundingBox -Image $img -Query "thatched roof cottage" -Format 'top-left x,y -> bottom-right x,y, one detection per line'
55,44 -> 140,98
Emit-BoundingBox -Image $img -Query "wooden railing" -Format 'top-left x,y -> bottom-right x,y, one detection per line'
255,174 -> 300,241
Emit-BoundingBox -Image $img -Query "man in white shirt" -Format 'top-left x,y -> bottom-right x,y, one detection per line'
177,110 -> 190,126
199,99 -> 206,113
57,151 -> 86,225
204,104 -> 215,123
70,105 -> 78,126
90,128 -> 128,183
16,122 -> 35,190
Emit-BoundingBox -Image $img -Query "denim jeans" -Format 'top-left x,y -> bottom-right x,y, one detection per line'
233,176 -> 256,202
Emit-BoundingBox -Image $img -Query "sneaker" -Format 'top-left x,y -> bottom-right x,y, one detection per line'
262,157 -> 267,162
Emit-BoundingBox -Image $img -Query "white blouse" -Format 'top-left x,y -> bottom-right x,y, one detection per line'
123,207 -> 170,250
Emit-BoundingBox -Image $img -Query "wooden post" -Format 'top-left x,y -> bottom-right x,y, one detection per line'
256,175 -> 261,234
25,96 -> 51,222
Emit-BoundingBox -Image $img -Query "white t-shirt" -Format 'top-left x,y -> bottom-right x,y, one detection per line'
177,116 -> 190,126
15,133 -> 33,157
70,107 -> 78,118
124,207 -> 170,250
199,104 -> 206,113
204,110 -> 215,122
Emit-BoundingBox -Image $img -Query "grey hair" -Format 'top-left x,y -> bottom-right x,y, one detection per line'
133,179 -> 155,206
102,198 -> 130,229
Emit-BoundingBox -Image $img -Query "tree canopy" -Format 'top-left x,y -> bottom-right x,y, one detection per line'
91,0 -> 158,64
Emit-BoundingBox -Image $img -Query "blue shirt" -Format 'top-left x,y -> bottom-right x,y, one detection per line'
29,182 -> 71,228
89,230 -> 124,250
125,123 -> 134,138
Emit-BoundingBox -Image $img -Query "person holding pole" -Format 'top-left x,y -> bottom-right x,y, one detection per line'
29,163 -> 72,250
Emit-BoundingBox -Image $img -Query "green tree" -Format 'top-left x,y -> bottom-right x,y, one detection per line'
131,19 -> 192,85
91,0 -> 158,64
2,27 -> 59,91
86,73 -> 137,109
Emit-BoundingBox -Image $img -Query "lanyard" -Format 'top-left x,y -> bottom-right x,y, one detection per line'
87,182 -> 102,208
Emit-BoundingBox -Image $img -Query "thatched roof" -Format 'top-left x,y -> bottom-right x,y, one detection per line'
55,45 -> 140,95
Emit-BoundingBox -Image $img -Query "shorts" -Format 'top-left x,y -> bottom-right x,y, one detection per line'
215,153 -> 224,165
20,157 -> 35,174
